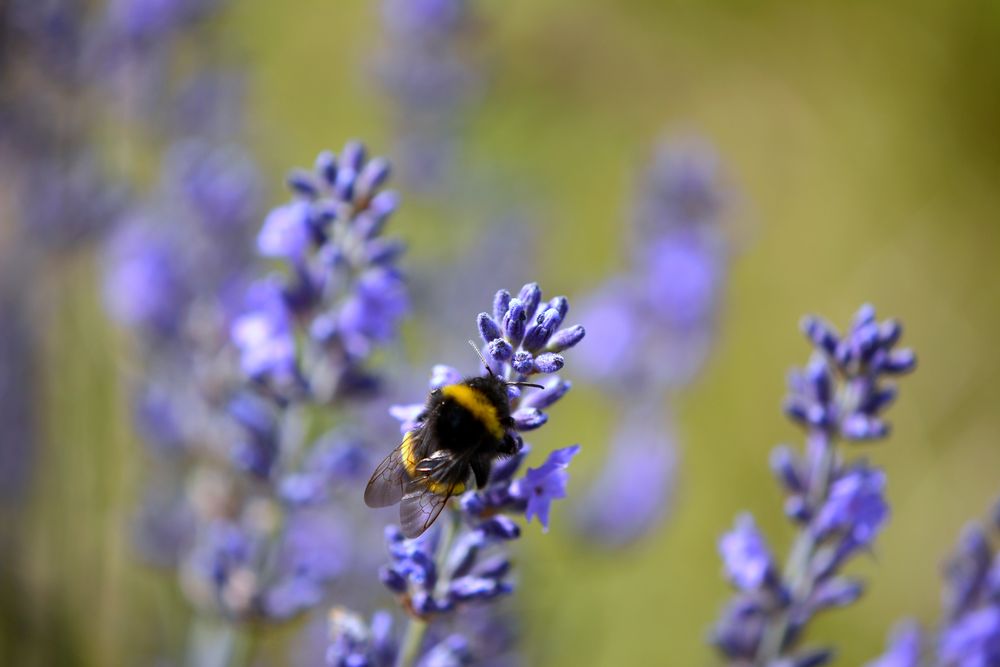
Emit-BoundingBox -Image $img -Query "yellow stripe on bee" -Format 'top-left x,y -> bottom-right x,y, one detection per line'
401,431 -> 419,478
401,431 -> 466,496
441,383 -> 505,439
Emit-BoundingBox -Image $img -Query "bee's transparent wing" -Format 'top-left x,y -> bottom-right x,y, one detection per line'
398,451 -> 469,539
364,437 -> 412,508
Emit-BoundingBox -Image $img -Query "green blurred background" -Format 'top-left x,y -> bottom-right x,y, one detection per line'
7,0 -> 1000,664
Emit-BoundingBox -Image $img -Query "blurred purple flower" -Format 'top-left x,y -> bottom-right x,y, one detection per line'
575,404 -> 676,545
720,514 -> 777,592
813,465 -> 889,549
231,283 -> 297,381
104,221 -> 187,334
866,622 -> 922,667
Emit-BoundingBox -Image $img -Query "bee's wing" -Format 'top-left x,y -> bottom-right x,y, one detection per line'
364,439 -> 411,508
398,452 -> 470,539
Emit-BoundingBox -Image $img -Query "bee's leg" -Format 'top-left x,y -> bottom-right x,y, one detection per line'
471,456 -> 491,489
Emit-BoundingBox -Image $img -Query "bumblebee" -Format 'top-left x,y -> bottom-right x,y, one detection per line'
365,345 -> 539,538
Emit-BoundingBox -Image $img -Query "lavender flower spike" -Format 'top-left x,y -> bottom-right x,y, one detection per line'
712,305 -> 916,666
867,497 -> 1000,667
374,282 -> 585,667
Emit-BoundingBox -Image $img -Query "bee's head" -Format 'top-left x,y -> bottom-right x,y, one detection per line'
467,340 -> 544,392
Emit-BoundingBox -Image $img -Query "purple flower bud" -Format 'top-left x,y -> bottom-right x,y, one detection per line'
784,496 -> 811,523
502,299 -> 527,346
459,492 -> 486,516
476,555 -> 512,580
806,403 -> 830,429
493,289 -> 511,323
334,168 -> 357,201
310,312 -> 338,344
862,386 -> 897,415
365,239 -> 406,265
852,303 -> 877,328
340,140 -> 366,171
512,407 -> 547,431
812,466 -> 888,546
511,351 -> 534,375
880,349 -> 916,375
853,322 -> 881,364
522,378 -> 572,410
867,622 -> 922,667
549,295 -> 569,318
446,532 -> 485,579
533,353 -> 564,374
719,514 -> 776,591
939,607 -> 1000,665
801,316 -> 840,357
841,414 -> 889,441
835,340 -> 854,368
448,577 -> 503,602
811,577 -> 864,611
547,324 -> 586,352
356,157 -> 391,197
806,356 -> 832,404
944,523 -> 992,620
258,202 -> 310,259
783,397 -> 810,427
713,596 -> 768,659
287,169 -> 318,197
477,313 -> 502,343
518,282 -> 542,319
523,307 -> 563,352
487,448 -> 530,486
478,515 -> 520,540
878,319 -> 902,348
487,338 -> 512,362
368,190 -> 399,225
315,150 -> 337,184
410,590 -> 436,616
770,446 -> 805,494
380,566 -> 408,594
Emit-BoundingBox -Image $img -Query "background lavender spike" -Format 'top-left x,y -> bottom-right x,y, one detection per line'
866,498 -> 1000,667
105,140 -> 411,666
574,138 -> 733,546
376,0 -> 481,193
712,305 -> 916,665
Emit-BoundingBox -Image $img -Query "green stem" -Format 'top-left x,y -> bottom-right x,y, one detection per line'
756,432 -> 836,664
186,616 -> 251,667
395,508 -> 462,667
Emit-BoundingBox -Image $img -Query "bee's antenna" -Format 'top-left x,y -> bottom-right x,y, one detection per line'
468,340 -> 495,376
507,381 -> 545,390
467,340 -> 544,390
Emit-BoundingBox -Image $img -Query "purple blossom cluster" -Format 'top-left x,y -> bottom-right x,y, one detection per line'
713,305 -> 917,666
235,141 -> 407,401
172,143 -> 408,623
868,499 -> 1000,667
104,140 -> 410,667
328,283 -> 584,667
575,140 -> 731,546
